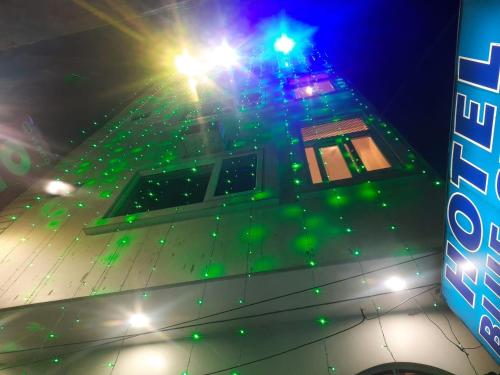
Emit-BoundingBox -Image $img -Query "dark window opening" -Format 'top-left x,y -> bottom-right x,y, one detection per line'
110,165 -> 213,217
215,154 -> 257,196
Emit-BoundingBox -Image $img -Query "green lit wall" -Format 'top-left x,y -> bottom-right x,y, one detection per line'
0,64 -> 445,309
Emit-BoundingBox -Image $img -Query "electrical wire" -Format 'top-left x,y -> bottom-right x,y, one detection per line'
0,251 -> 440,356
0,283 -> 439,356
201,286 -> 437,375
0,285 -> 439,372
412,295 -> 479,375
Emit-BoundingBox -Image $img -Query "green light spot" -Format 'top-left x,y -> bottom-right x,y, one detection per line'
313,288 -> 321,295
308,260 -> 316,267
197,299 -> 203,305
238,328 -> 246,336
76,202 -> 85,208
48,332 -> 57,340
192,332 -> 201,341
51,358 -> 61,364
351,248 -> 361,256
291,162 -> 302,171
253,190 -> 272,201
100,190 -> 113,199
317,317 -> 328,326
434,180 -> 442,186
125,214 -> 138,224
345,227 -> 352,233
390,225 -> 397,231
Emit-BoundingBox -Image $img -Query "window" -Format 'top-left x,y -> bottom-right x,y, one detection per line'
106,152 -> 260,218
301,117 -> 391,184
110,165 -> 213,217
215,154 -> 257,196
289,72 -> 336,99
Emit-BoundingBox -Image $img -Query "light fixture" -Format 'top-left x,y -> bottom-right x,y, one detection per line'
129,313 -> 150,328
146,354 -> 166,370
385,276 -> 406,292
274,34 -> 295,54
175,51 -> 203,77
305,86 -> 314,96
210,41 -> 239,68
45,180 -> 74,196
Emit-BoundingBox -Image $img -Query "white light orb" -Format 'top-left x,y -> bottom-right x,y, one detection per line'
274,34 -> 295,54
45,180 -> 74,196
385,276 -> 406,292
129,313 -> 150,328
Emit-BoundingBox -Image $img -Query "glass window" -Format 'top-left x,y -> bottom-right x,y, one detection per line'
110,165 -> 213,217
319,146 -> 352,181
301,117 -> 391,185
215,154 -> 257,196
305,147 -> 322,184
351,136 -> 391,171
293,80 -> 335,99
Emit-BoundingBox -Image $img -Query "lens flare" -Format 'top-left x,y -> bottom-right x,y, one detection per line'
210,41 -> 239,68
274,34 -> 295,54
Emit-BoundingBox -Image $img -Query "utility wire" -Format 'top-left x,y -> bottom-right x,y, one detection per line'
0,251 -> 440,356
201,286 -> 437,375
0,283 -> 439,356
0,285 -> 438,372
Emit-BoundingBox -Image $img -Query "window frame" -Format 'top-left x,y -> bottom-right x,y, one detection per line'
300,117 -> 401,189
102,149 -> 264,220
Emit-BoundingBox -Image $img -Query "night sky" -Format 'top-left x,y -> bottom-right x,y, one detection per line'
0,0 -> 460,205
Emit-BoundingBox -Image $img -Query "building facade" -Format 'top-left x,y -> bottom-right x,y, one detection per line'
0,47 -> 497,374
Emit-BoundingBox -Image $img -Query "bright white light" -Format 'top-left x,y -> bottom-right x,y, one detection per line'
175,51 -> 204,77
129,313 -> 150,328
305,86 -> 314,95
274,34 -> 295,54
210,41 -> 239,68
147,354 -> 166,370
45,180 -> 74,196
385,276 -> 406,292
460,261 -> 476,272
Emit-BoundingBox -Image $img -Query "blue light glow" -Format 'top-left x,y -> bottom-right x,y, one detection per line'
274,34 -> 295,54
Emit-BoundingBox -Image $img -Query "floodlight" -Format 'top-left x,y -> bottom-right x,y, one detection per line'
384,276 -> 406,292
129,313 -> 150,328
211,41 -> 239,68
45,180 -> 74,196
274,34 -> 295,54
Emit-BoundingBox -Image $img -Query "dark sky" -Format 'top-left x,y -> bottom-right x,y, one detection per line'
0,0 -> 459,206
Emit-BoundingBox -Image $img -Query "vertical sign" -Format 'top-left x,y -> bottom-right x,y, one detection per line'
443,0 -> 500,362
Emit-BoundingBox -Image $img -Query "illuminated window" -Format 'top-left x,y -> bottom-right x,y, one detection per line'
290,73 -> 336,99
301,118 -> 391,184
351,136 -> 391,171
319,146 -> 352,181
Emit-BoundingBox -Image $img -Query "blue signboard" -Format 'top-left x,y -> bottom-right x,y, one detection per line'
443,0 -> 500,362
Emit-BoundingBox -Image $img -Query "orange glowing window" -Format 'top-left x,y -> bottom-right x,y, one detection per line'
305,147 -> 322,184
301,118 -> 368,142
293,80 -> 335,99
351,136 -> 391,171
319,146 -> 352,181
